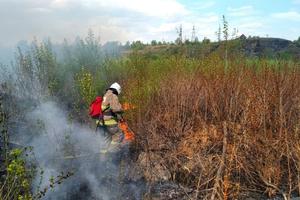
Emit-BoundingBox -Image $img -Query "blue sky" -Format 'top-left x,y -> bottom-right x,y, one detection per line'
0,0 -> 300,47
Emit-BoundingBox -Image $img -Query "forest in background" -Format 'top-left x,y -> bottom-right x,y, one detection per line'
1,18 -> 300,199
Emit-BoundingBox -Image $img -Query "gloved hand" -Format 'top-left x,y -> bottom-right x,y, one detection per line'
116,113 -> 124,122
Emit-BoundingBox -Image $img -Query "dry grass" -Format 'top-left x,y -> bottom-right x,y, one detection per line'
125,57 -> 300,199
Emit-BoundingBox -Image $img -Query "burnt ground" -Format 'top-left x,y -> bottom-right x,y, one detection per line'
47,151 -> 296,200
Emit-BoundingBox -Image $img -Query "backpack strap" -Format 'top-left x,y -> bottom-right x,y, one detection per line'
97,106 -> 110,127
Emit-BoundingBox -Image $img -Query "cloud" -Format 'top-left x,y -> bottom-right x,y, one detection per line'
146,12 -> 219,41
188,1 -> 215,10
113,0 -> 188,18
225,5 -> 271,38
239,22 -> 263,29
198,1 -> 216,9
50,0 -> 188,18
272,11 -> 300,21
292,0 -> 300,4
0,0 -> 299,47
228,5 -> 254,17
50,0 -> 70,8
0,0 -> 190,46
148,23 -> 178,33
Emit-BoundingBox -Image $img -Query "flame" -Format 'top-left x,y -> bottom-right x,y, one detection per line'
119,121 -> 135,142
122,102 -> 136,111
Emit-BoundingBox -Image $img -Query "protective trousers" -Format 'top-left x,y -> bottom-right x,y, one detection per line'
102,124 -> 124,153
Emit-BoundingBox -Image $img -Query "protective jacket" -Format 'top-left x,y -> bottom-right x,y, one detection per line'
101,89 -> 123,126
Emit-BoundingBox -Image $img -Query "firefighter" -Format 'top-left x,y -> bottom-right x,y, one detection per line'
100,82 -> 124,153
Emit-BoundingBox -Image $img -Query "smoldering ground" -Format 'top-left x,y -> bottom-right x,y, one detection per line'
19,101 -> 145,200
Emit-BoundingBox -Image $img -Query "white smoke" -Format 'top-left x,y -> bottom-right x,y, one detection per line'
24,101 -> 130,199
0,50 -> 145,200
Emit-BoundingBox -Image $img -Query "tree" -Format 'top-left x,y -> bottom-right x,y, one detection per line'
184,39 -> 191,45
131,41 -> 144,50
217,24 -> 221,42
124,41 -> 131,49
102,41 -> 121,57
202,37 -> 210,44
222,15 -> 228,42
295,36 -> 300,47
151,40 -> 158,46
222,15 -> 229,72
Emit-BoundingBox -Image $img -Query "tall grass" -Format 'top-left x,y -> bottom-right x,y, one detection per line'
123,54 -> 300,199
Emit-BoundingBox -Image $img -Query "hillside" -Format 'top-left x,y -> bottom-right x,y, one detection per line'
240,36 -> 300,58
131,36 -> 300,60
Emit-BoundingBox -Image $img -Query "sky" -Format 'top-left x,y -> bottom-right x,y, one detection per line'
0,0 -> 300,47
